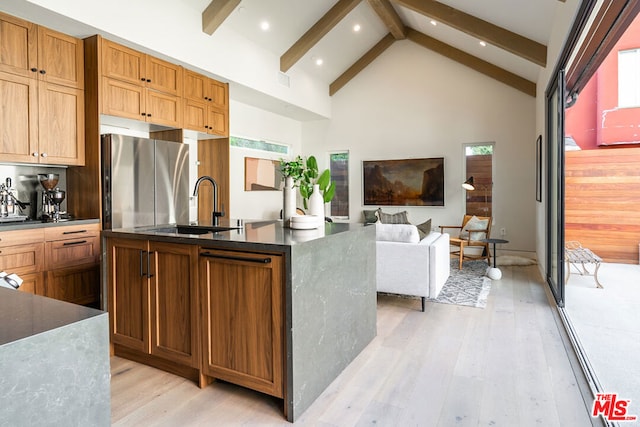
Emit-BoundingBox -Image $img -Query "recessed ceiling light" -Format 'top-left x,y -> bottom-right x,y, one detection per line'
353,24 -> 361,32
315,58 -> 323,66
479,41 -> 487,47
430,20 -> 437,26
260,21 -> 270,31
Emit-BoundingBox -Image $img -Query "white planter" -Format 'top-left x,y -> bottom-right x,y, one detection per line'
308,184 -> 324,227
282,176 -> 296,227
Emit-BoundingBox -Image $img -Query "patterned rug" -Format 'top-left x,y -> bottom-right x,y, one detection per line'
430,260 -> 492,309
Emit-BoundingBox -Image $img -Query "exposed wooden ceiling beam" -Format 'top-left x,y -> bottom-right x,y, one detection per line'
330,33 -> 396,95
405,27 -> 536,96
202,0 -> 241,35
366,0 -> 406,39
280,0 -> 361,72
391,0 -> 547,67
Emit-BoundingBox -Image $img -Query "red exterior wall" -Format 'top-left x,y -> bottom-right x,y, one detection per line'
565,13 -> 640,149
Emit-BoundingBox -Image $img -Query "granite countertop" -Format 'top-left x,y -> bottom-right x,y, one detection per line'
0,288 -> 104,346
0,218 -> 100,231
103,219 -> 365,249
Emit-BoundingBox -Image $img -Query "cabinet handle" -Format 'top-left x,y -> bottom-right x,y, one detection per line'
146,79 -> 151,83
39,69 -> 46,74
141,113 -> 146,116
63,240 -> 87,246
200,252 -> 272,264
147,251 -> 154,278
32,152 -> 39,157
30,68 -> 38,72
141,78 -> 146,82
41,153 -> 48,158
147,114 -> 152,117
63,229 -> 87,235
140,250 -> 145,277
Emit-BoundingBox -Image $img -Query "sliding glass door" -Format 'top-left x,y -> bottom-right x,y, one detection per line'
546,70 -> 566,306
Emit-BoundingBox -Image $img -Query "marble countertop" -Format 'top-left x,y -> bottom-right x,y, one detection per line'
0,288 -> 104,346
0,218 -> 100,231
103,219 -> 364,249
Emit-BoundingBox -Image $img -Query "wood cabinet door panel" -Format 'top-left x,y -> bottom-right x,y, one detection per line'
38,82 -> 84,165
146,56 -> 181,96
209,80 -> 228,110
102,77 -> 145,120
0,71 -> 38,163
146,90 -> 182,128
44,223 -> 99,242
200,249 -> 284,398
37,27 -> 84,89
0,227 -> 44,248
44,264 -> 99,306
108,238 -> 150,353
45,235 -> 99,270
183,99 -> 207,132
183,69 -> 207,102
0,242 -> 44,275
208,107 -> 228,137
101,39 -> 144,85
149,242 -> 198,367
0,12 -> 37,78
17,272 -> 43,295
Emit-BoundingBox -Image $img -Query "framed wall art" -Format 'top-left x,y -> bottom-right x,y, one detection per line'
363,157 -> 445,206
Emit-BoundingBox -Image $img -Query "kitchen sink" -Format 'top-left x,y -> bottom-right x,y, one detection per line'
149,224 -> 241,235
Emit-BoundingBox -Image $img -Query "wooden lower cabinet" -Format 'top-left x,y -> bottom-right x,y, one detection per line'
43,264 -> 99,306
107,237 -> 199,367
199,248 -> 284,398
16,272 -> 44,295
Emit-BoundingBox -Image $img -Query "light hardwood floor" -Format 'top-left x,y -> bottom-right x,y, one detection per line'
111,265 -> 594,426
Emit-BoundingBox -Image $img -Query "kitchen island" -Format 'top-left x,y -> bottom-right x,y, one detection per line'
0,288 -> 110,426
103,220 -> 376,422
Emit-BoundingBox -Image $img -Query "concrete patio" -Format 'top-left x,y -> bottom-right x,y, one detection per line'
563,261 -> 640,420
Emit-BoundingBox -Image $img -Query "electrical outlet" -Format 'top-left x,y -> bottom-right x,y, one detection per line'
500,227 -> 506,236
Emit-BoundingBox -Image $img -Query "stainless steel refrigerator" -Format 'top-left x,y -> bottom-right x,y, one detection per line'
101,134 -> 189,230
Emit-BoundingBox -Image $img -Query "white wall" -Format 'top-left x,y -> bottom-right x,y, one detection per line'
535,0 -> 582,274
303,40 -> 537,253
228,101 -> 302,220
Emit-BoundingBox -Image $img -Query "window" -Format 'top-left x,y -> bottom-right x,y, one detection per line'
618,48 -> 640,107
463,143 -> 494,217
329,151 -> 349,218
229,136 -> 289,155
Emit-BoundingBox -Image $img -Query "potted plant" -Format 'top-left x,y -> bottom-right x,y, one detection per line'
298,156 -> 336,210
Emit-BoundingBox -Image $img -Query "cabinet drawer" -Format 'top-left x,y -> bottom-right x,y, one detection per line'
45,235 -> 99,270
0,242 -> 44,274
0,228 -> 45,247
44,264 -> 100,306
44,223 -> 99,241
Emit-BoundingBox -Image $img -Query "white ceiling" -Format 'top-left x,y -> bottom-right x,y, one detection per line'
190,0 -> 560,87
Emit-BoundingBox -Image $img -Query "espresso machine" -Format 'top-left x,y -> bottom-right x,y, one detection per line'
38,173 -> 67,222
0,177 -> 29,223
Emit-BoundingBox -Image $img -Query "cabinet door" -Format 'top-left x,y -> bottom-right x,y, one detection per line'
199,249 -> 284,398
146,56 -> 181,96
107,238 -> 150,353
0,71 -> 38,163
149,241 -> 199,367
38,82 -> 85,165
146,90 -> 182,128
101,39 -> 145,86
208,79 -> 228,110
183,69 -> 207,102
102,77 -> 145,120
0,242 -> 44,276
17,272 -> 44,295
37,27 -> 84,89
0,12 -> 38,78
44,264 -> 100,307
183,99 -> 208,133
45,235 -> 99,270
207,107 -> 228,137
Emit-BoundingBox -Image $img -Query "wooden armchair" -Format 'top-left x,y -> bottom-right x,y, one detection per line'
439,215 -> 492,269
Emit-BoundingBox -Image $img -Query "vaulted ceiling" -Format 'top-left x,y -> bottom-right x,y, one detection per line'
197,0 -> 562,97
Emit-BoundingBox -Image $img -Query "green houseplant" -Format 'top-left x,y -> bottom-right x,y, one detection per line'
290,156 -> 336,210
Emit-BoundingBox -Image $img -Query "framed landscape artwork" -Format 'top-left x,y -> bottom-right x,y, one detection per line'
363,157 -> 445,206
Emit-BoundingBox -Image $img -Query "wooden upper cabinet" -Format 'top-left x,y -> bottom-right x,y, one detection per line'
37,27 -> 84,89
183,69 -> 229,137
0,13 -> 82,89
146,56 -> 182,96
0,72 -> 39,163
102,39 -> 145,86
209,79 -> 228,110
0,12 -> 37,78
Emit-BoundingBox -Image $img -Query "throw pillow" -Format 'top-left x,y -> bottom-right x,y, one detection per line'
363,209 -> 378,224
416,219 -> 432,240
460,216 -> 489,241
377,208 -> 410,224
375,223 -> 420,243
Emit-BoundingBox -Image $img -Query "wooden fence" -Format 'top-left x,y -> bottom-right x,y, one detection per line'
565,147 -> 640,264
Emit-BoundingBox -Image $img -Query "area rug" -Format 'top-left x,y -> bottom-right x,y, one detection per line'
430,260 -> 492,309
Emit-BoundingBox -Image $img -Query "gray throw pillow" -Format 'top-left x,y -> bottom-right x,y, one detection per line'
363,209 -> 378,224
416,219 -> 432,240
377,208 -> 410,224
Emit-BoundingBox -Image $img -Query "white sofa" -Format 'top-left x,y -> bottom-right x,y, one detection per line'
375,223 -> 451,311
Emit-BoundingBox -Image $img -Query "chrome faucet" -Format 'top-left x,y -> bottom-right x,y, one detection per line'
193,176 -> 224,226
